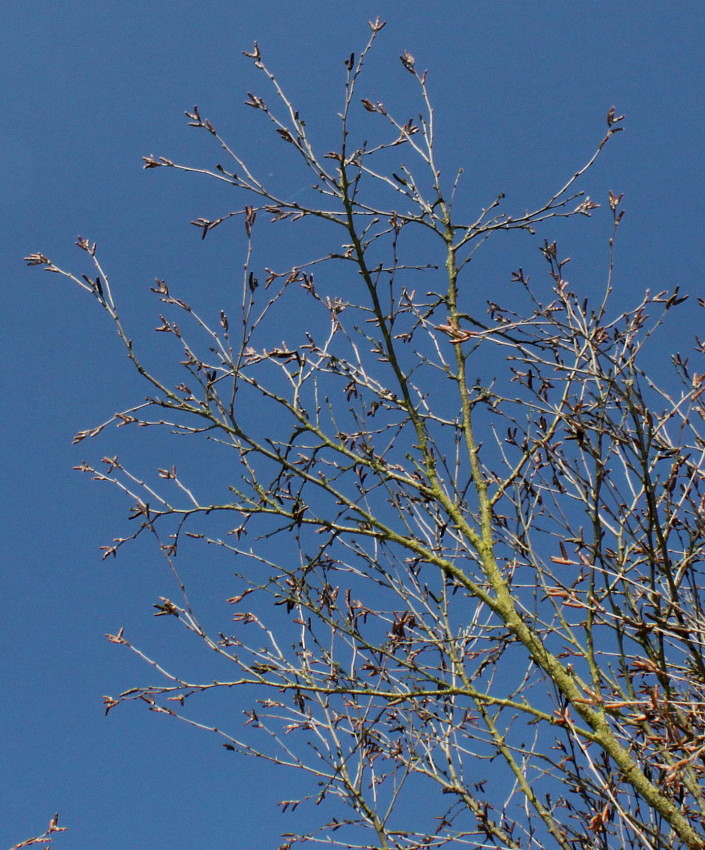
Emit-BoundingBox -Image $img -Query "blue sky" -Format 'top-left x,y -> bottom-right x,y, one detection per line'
4,2 -> 704,847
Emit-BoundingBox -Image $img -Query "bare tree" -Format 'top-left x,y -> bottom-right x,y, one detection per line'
8,815 -> 66,850
27,19 -> 705,850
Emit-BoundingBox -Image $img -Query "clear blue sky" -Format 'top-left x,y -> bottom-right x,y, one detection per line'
3,2 -> 704,847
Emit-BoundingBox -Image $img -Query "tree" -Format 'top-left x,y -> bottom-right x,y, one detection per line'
8,815 -> 66,850
26,19 -> 705,849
